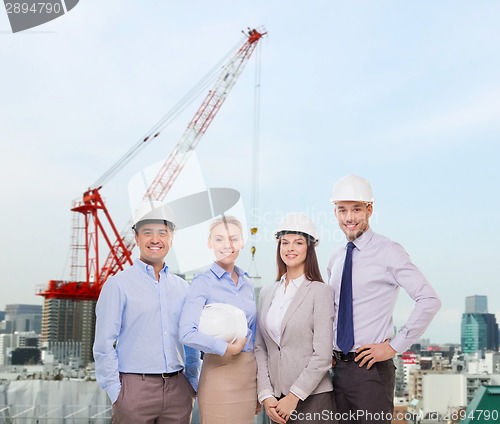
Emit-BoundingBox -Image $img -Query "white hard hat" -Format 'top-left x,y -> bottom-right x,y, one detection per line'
274,212 -> 319,244
330,174 -> 374,204
198,303 -> 247,343
132,200 -> 176,231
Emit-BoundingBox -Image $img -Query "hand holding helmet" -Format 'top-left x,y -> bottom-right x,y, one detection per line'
198,303 -> 247,344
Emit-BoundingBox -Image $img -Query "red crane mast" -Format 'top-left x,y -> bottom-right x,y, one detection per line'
38,28 -> 265,301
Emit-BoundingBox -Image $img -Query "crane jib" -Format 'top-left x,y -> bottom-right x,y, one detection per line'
37,27 -> 267,302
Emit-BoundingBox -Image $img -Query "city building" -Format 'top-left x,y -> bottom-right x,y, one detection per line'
0,334 -> 11,366
0,332 -> 41,366
409,370 -> 500,415
0,304 -> 42,334
465,295 -> 488,314
396,351 -> 420,399
461,385 -> 500,424
462,314 -> 488,352
41,299 -> 95,366
466,352 -> 500,374
461,296 -> 499,354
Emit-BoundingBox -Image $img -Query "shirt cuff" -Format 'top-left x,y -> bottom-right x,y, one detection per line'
213,339 -> 229,356
258,389 -> 275,404
289,389 -> 305,401
107,382 -> 121,404
389,336 -> 408,354
187,375 -> 198,393
289,385 -> 307,401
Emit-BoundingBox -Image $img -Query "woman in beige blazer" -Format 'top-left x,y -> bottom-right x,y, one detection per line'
255,213 -> 336,424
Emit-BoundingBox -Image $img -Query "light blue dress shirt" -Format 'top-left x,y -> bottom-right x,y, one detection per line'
179,262 -> 257,356
327,228 -> 441,353
93,259 -> 201,404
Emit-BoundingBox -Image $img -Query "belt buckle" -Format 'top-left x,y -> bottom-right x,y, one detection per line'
161,372 -> 172,379
333,350 -> 353,362
340,352 -> 350,362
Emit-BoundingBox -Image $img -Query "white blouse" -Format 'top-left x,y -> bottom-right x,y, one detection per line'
266,273 -> 305,345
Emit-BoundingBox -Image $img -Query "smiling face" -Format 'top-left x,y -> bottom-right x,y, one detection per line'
208,222 -> 244,268
135,222 -> 173,268
334,201 -> 373,241
279,233 -> 308,273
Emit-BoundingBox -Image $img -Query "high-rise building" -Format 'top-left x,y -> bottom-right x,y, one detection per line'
41,299 -> 95,366
461,295 -> 499,354
484,314 -> 499,351
1,304 -> 42,334
465,295 -> 488,314
0,334 -> 11,366
0,331 -> 41,366
462,313 -> 488,352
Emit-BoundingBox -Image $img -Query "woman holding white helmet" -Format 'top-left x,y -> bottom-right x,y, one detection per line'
179,215 -> 258,424
255,213 -> 335,424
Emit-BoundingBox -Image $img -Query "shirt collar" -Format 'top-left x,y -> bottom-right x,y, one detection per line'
135,258 -> 169,276
279,273 -> 306,289
351,227 -> 374,251
210,261 -> 249,281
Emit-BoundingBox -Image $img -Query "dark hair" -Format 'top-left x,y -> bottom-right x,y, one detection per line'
275,234 -> 324,283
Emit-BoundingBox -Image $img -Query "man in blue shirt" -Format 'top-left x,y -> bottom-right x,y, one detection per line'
93,200 -> 201,424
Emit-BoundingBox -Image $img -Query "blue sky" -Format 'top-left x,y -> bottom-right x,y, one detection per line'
1,1 -> 500,344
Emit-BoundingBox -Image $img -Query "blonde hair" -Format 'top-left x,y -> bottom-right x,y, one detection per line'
208,215 -> 243,236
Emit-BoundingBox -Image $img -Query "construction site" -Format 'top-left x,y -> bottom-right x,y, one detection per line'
2,25 -> 268,422
2,1 -> 500,423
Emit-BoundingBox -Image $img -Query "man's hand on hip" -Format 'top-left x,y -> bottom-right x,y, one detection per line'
355,339 -> 396,369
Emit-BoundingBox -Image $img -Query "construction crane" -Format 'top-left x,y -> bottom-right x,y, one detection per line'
37,27 -> 266,302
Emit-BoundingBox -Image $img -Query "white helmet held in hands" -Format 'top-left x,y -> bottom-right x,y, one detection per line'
330,174 -> 374,204
198,303 -> 247,343
274,212 -> 319,245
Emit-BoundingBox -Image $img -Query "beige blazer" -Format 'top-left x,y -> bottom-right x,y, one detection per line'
254,279 -> 334,401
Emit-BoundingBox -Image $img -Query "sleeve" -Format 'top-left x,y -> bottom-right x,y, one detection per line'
326,257 -> 333,283
289,283 -> 334,400
254,288 -> 275,403
183,344 -> 201,392
179,275 -> 228,356
92,277 -> 123,404
388,243 -> 442,353
326,248 -> 340,285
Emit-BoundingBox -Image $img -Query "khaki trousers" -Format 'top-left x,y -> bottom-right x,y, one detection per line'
112,372 -> 195,424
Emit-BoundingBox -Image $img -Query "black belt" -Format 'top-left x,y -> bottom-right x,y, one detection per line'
127,369 -> 183,378
333,350 -> 357,362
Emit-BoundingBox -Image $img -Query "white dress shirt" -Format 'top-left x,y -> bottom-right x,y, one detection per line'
266,273 -> 305,345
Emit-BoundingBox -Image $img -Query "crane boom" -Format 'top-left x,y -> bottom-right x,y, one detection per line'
38,27 -> 266,300
100,28 -> 265,282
